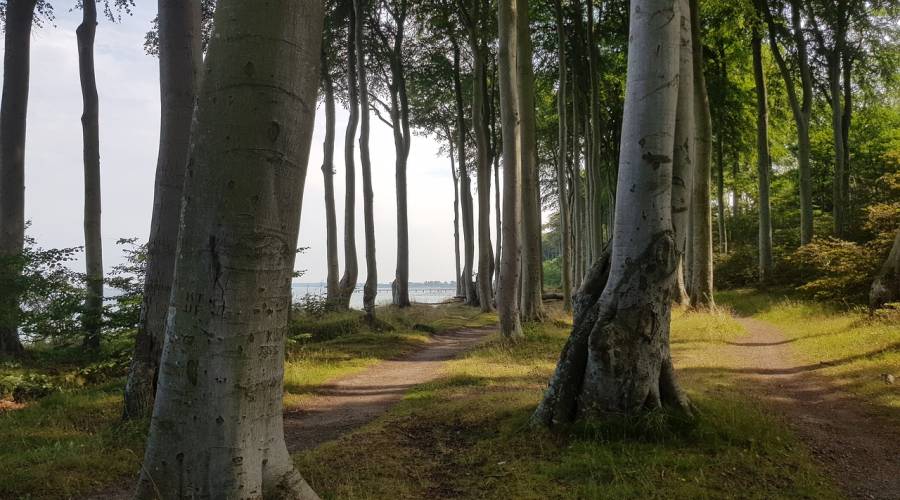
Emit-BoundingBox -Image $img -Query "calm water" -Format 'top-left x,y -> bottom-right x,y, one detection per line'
292,283 -> 457,309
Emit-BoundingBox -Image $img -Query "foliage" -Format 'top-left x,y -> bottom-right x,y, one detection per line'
103,238 -> 146,335
786,237 -> 880,302
543,256 -> 561,290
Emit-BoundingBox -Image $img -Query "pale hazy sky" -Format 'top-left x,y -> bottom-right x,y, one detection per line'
4,5 -> 502,283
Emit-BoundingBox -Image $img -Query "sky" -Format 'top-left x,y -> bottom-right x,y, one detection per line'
3,4 -> 502,284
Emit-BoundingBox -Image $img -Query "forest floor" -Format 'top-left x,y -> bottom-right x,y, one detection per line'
1,293 -> 897,498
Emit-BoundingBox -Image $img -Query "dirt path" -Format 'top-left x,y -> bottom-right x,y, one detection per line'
728,317 -> 900,500
282,327 -> 494,453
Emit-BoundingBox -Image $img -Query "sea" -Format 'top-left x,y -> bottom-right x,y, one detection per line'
291,282 -> 457,309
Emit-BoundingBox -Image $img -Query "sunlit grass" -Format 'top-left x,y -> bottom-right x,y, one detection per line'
718,289 -> 900,415
294,303 -> 837,499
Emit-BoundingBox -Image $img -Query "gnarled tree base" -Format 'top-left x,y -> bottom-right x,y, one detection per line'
533,234 -> 693,428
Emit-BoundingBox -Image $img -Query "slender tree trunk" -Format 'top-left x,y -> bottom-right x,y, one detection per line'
123,0 -> 201,419
870,230 -> 900,311
533,0 -> 690,425
355,0 -> 377,319
0,0 -> 38,355
450,137 -> 464,298
517,0 -> 543,320
497,0 -> 522,338
391,6 -> 411,308
469,0 -> 494,312
572,93 -> 585,288
716,128 -> 727,253
587,0 -> 606,260
731,154 -> 740,218
77,0 -> 104,349
134,1 -> 324,497
841,51 -> 851,225
555,0 -> 572,312
452,40 -> 477,305
322,63 -> 340,307
829,56 -> 846,238
688,0 -> 714,309
338,7 -> 360,310
752,24 -> 773,284
671,0 -> 694,307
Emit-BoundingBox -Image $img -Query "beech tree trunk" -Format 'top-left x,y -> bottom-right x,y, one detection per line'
517,0 -> 543,321
716,126 -> 727,254
338,7 -> 360,310
555,0 -> 573,312
829,57 -> 846,238
388,2 -> 411,308
123,0 -> 201,419
497,0 -> 522,338
134,1 -> 324,497
572,95 -> 586,288
77,0 -> 104,349
356,0 -> 378,318
765,0 -> 813,245
468,0 -> 494,312
534,0 -> 691,426
453,40 -> 477,305
671,0 -> 694,308
450,137 -> 464,298
0,0 -> 38,355
870,231 -> 900,311
322,61 -> 340,307
688,0 -> 714,309
752,23 -> 774,284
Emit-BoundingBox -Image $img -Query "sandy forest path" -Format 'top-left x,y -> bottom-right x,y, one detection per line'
282,326 -> 494,453
727,316 -> 900,500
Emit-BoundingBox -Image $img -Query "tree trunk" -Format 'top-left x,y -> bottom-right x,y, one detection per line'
688,0 -> 714,309
752,23 -> 774,284
841,51 -> 851,227
870,231 -> 900,311
587,0 -> 606,260
534,0 -> 691,426
450,137 -> 464,298
468,0 -> 494,312
829,56 -> 846,238
572,93 -> 585,288
517,0 -> 544,321
134,1 -> 324,497
555,0 -> 572,312
0,0 -> 38,355
77,0 -> 104,349
497,0 -> 522,338
338,7 -> 360,310
355,0 -> 377,319
322,60 -> 340,307
671,0 -> 694,307
123,0 -> 201,420
390,5 -> 411,308
452,40 -> 477,306
731,154 -> 740,218
716,124 -> 727,254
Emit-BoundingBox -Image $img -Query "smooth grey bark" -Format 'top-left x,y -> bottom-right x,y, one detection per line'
870,231 -> 900,311
449,136 -> 464,297
322,61 -> 340,307
534,0 -> 691,425
671,0 -> 694,307
731,155 -> 741,218
587,0 -> 607,259
452,39 -> 477,305
688,0 -> 714,309
355,0 -> 377,319
555,0 -> 572,312
77,0 -> 104,349
338,7 -> 360,310
517,0 -> 543,321
134,1 -> 324,497
765,0 -> 813,245
466,0 -> 494,312
123,0 -> 201,420
752,23 -> 774,284
572,94 -> 586,289
715,114 -> 727,253
0,0 -> 37,355
497,0 -> 522,338
829,56 -> 846,237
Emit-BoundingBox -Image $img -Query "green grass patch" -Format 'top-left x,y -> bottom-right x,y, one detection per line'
294,305 -> 837,499
719,289 -> 900,416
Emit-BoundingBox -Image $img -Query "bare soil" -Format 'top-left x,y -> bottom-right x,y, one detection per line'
282,327 -> 494,452
729,317 -> 900,500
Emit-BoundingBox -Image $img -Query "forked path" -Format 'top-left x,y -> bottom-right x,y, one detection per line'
728,317 -> 900,500
283,327 -> 494,453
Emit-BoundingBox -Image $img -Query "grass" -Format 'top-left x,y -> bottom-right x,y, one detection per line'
0,302 -> 494,499
718,289 -> 900,416
293,304 -> 838,499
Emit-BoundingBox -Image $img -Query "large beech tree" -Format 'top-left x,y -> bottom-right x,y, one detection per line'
534,0 -> 692,424
135,0 -> 324,497
0,0 -> 39,355
123,0 -> 201,419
